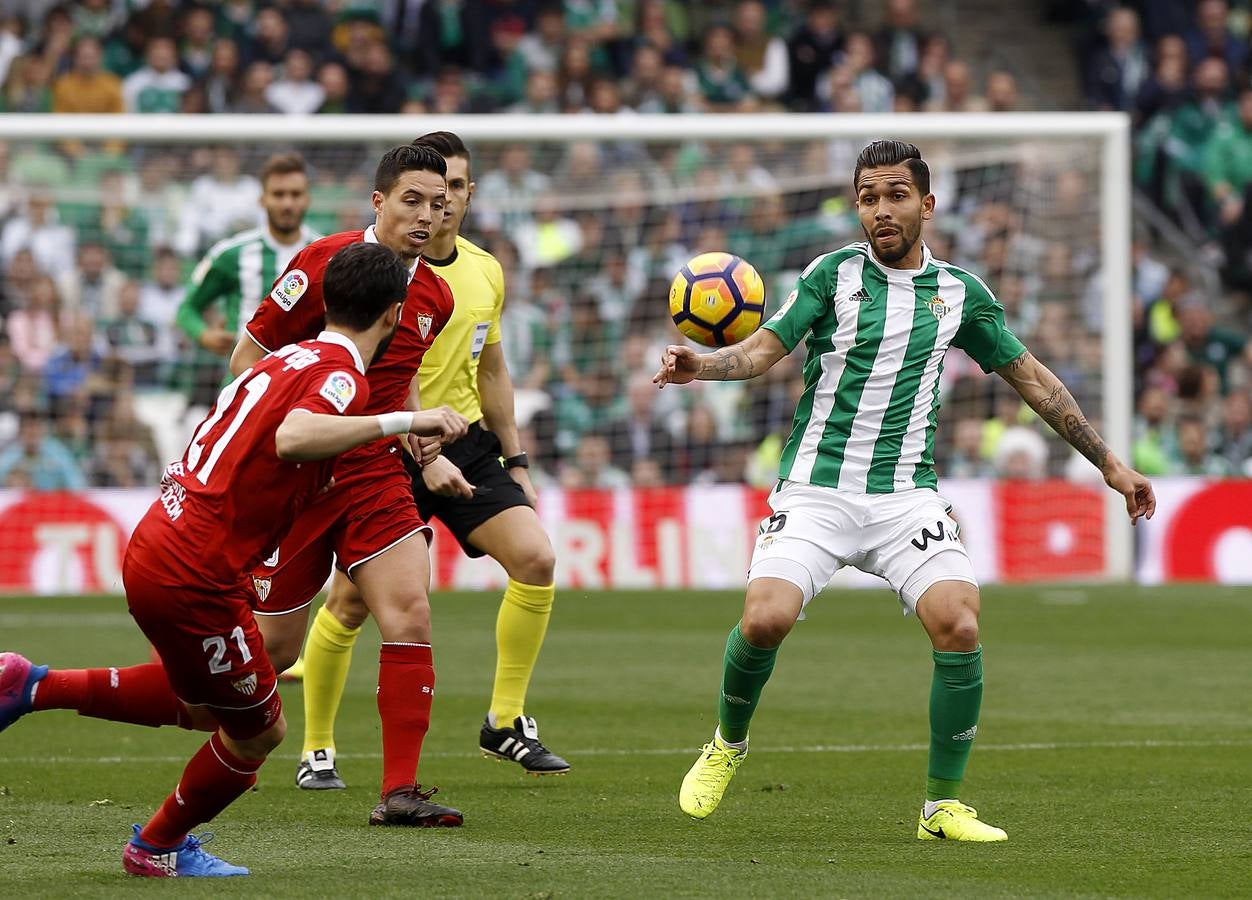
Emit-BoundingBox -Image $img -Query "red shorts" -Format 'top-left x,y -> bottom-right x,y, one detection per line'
123,548 -> 281,741
250,448 -> 430,616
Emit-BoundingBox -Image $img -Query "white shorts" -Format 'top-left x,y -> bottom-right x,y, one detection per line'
747,480 -> 978,615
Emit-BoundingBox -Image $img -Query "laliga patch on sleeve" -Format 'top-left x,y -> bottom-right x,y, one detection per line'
319,371 -> 357,413
271,269 -> 309,310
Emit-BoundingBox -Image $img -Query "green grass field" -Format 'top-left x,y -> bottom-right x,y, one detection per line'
1,586 -> 1249,898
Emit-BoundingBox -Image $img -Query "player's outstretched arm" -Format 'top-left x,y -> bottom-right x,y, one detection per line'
995,350 -> 1156,524
275,407 -> 469,462
653,327 -> 788,388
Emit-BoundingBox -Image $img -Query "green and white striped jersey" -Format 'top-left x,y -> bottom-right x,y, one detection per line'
176,224 -> 321,342
763,241 -> 1026,494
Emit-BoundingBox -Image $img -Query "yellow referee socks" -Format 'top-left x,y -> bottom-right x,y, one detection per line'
301,605 -> 362,756
489,579 -> 555,724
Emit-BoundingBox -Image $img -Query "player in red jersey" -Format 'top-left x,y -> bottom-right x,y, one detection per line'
0,242 -> 470,877
226,143 -> 469,827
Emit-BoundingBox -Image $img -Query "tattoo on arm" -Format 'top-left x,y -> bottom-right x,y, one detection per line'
699,345 -> 756,381
1003,350 -> 1030,372
1034,379 -> 1110,470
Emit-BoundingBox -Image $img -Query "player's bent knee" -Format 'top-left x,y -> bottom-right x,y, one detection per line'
325,590 -> 369,630
741,580 -> 805,648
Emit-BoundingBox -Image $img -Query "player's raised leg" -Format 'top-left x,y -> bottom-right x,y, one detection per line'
680,577 -> 802,820
2,652 -> 215,733
467,506 -> 568,774
350,536 -> 463,827
913,578 -> 1006,842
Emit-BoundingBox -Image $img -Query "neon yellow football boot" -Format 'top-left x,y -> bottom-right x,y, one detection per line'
917,801 -> 1008,842
679,734 -> 746,820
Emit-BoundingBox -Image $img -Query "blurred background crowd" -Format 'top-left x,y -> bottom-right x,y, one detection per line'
0,0 -> 1248,491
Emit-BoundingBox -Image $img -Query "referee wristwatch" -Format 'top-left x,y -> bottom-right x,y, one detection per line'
503,452 -> 529,470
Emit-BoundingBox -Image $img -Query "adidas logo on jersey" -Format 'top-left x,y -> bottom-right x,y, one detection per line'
848,288 -> 873,303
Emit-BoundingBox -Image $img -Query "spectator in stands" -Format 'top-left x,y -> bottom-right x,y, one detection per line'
1133,34 -> 1188,126
1172,414 -> 1234,475
1201,87 -> 1252,226
249,6 -> 293,67
0,15 -> 23,89
875,0 -> 927,82
641,62 -> 700,113
676,404 -> 720,482
87,388 -> 161,487
986,69 -> 1020,112
102,279 -> 164,388
0,409 -> 87,490
1186,0 -> 1246,75
348,40 -> 407,113
122,36 -> 191,113
52,37 -> 124,117
513,195 -> 584,270
204,37 -> 241,113
57,241 -> 125,324
694,23 -> 751,111
518,4 -> 566,74
0,53 -> 53,112
285,0 -> 333,56
787,0 -> 842,110
138,247 -> 184,350
556,35 -> 598,111
606,371 -> 676,480
734,0 -> 788,101
267,48 -> 325,114
831,31 -> 894,113
926,58 -> 985,112
945,417 -> 996,478
232,61 -> 279,113
178,5 -> 216,80
1,189 -> 76,279
411,0 -> 493,77
316,60 -> 351,113
554,361 -> 625,453
175,146 -> 260,256
7,274 -> 59,374
1086,6 -> 1148,112
992,426 -> 1049,480
42,313 -> 104,414
1177,300 -> 1249,393
560,431 -> 631,489
1216,389 -> 1252,474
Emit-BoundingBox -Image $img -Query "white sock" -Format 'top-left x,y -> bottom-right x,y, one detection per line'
487,711 -> 498,728
714,728 -> 747,751
923,799 -> 957,819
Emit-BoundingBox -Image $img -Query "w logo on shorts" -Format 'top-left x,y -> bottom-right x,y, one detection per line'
911,521 -> 948,552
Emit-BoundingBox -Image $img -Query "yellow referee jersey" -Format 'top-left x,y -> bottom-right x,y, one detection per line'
419,235 -> 505,423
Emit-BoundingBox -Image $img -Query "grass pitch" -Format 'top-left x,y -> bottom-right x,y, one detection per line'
1,586 -> 1249,898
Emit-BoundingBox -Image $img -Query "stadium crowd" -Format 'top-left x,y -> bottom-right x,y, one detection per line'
0,0 -> 1248,489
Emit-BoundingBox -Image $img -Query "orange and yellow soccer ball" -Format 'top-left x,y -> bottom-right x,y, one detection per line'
668,252 -> 766,347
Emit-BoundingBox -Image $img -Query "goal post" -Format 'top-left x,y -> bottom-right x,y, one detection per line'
0,111 -> 1134,586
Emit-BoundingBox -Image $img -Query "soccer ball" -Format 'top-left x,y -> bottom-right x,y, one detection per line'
668,252 -> 766,347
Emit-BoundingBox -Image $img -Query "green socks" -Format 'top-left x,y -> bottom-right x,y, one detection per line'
718,624 -> 779,744
926,646 -> 984,801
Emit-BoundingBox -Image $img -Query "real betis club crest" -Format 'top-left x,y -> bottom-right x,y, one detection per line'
925,294 -> 949,321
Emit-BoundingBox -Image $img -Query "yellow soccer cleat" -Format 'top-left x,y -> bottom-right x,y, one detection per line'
278,656 -> 305,683
679,734 -> 747,820
917,801 -> 1008,842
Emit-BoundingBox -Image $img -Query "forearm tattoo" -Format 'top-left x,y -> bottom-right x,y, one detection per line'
698,345 -> 757,381
1037,381 -> 1109,470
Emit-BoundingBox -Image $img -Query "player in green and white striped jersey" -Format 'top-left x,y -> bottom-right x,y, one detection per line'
658,140 -> 1156,842
176,153 -> 321,359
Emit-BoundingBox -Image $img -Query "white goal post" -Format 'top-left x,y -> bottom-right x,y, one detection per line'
0,111 -> 1133,582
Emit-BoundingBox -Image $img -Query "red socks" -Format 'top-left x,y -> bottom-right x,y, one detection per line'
140,732 -> 264,849
376,642 -> 435,798
32,663 -> 197,729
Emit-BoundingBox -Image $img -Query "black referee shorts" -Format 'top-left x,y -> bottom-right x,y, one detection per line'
405,422 -> 532,557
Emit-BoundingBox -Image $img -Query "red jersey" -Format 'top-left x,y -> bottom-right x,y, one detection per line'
126,332 -> 370,590
245,226 -> 454,470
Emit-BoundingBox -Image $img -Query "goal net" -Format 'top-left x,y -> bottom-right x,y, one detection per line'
0,113 -> 1131,592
